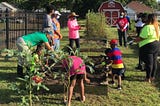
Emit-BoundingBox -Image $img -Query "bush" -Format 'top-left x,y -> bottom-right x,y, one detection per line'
85,11 -> 108,39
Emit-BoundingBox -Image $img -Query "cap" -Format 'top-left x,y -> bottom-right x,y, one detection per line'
68,12 -> 79,18
54,11 -> 61,16
110,39 -> 118,45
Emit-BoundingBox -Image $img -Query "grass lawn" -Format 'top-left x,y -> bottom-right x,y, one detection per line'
0,26 -> 160,106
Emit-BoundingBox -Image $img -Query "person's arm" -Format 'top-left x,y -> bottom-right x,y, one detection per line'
44,42 -> 53,50
68,20 -> 80,30
54,30 -> 62,39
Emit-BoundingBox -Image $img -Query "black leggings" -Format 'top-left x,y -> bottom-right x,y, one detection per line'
118,30 -> 127,47
140,41 -> 159,79
69,38 -> 80,49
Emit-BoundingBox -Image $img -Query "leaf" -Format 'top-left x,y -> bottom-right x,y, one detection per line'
41,85 -> 49,91
86,65 -> 95,73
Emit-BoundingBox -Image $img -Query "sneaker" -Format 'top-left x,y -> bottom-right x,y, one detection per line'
117,85 -> 122,90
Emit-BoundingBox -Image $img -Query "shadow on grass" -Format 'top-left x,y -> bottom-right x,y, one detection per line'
33,82 -> 107,105
124,75 -> 145,82
122,53 -> 138,59
0,71 -> 17,82
0,89 -> 21,104
0,66 -> 16,71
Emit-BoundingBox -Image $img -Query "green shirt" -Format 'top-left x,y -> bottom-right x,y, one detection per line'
22,32 -> 48,47
139,25 -> 159,48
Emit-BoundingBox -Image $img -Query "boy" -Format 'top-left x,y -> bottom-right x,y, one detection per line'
108,39 -> 125,90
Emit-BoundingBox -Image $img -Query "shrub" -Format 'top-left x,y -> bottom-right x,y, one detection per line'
85,11 -> 108,39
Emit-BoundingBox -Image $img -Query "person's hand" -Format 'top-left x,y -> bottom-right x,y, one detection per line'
134,37 -> 141,42
78,25 -> 81,30
59,35 -> 63,39
121,29 -> 124,32
52,41 -> 54,46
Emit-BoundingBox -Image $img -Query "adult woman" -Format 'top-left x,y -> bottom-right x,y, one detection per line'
116,12 -> 128,47
51,11 -> 62,51
67,12 -> 81,51
136,14 -> 160,83
16,31 -> 53,77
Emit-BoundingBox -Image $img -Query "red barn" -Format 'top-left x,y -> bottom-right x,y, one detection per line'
98,0 -> 125,26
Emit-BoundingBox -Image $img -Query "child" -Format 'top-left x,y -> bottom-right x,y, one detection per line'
62,56 -> 89,106
99,48 -> 113,85
108,39 -> 125,90
32,45 -> 43,65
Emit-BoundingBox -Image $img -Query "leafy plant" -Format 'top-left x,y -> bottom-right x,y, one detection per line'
2,48 -> 49,106
1,45 -> 95,106
85,11 -> 108,39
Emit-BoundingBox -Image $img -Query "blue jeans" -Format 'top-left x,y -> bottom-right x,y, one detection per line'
53,39 -> 60,51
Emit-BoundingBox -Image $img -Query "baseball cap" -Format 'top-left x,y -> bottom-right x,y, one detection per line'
54,11 -> 61,16
110,39 -> 118,45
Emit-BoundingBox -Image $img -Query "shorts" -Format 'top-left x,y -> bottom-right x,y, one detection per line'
70,74 -> 84,81
112,68 -> 125,76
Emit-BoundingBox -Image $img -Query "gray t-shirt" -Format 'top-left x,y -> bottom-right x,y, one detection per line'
43,14 -> 53,32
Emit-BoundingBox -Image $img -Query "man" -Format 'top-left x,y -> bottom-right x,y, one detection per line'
43,5 -> 55,47
16,31 -> 53,77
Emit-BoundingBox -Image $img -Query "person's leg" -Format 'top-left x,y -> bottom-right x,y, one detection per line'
118,75 -> 122,88
69,39 -> 74,49
75,38 -> 80,49
69,39 -> 74,55
136,48 -> 143,70
68,79 -> 76,106
77,78 -> 85,102
53,39 -> 60,51
118,30 -> 122,46
123,31 -> 127,47
151,52 -> 158,80
16,37 -> 29,77
111,74 -> 116,85
143,53 -> 153,82
151,41 -> 160,80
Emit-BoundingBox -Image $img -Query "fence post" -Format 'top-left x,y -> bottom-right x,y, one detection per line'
25,10 -> 28,35
37,10 -> 40,31
5,8 -> 9,49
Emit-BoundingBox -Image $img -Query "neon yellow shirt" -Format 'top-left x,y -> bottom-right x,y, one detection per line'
139,25 -> 159,48
32,54 -> 39,65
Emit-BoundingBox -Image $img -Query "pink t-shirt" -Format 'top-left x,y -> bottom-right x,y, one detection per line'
67,18 -> 80,39
62,56 -> 85,76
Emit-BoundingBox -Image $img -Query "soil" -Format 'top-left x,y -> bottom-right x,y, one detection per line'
43,56 -> 111,86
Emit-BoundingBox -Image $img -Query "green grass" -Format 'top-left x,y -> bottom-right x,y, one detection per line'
0,26 -> 160,106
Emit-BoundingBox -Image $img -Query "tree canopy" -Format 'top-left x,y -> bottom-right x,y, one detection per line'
1,0 -> 158,17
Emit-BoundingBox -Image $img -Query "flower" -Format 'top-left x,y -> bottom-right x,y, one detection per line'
32,76 -> 43,84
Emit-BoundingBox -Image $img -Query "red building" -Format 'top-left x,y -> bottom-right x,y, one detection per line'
98,0 -> 125,26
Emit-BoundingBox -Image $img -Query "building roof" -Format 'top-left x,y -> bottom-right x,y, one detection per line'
125,1 -> 154,13
1,2 -> 17,11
